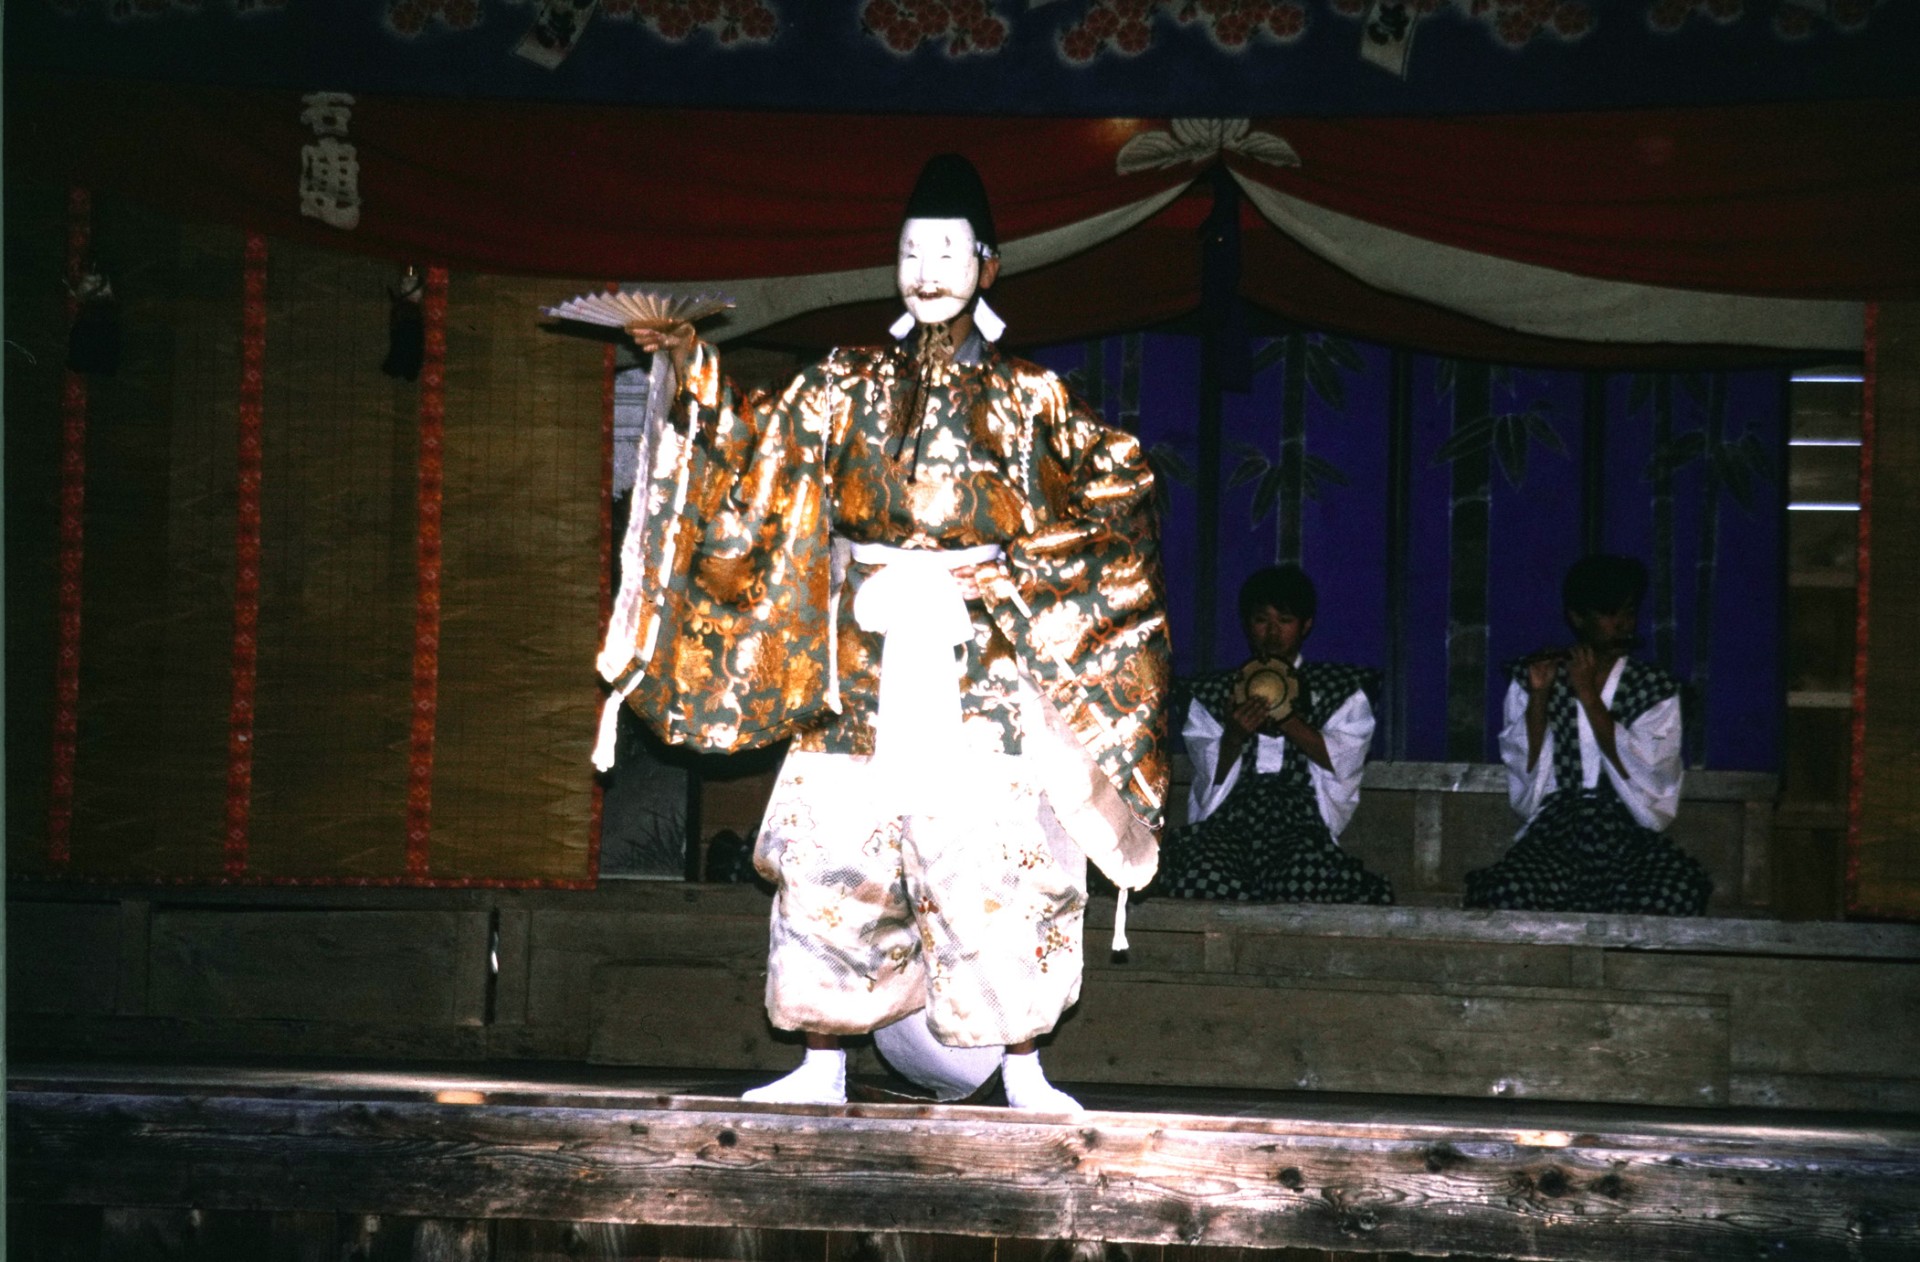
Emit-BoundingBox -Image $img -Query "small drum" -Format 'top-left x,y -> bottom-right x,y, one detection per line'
1234,655 -> 1300,725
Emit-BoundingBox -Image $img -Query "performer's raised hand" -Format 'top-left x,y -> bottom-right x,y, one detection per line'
625,319 -> 696,380
1566,642 -> 1606,704
1527,654 -> 1559,694
1226,694 -> 1270,741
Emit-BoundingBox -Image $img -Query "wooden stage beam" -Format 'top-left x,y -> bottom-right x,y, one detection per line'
9,1068 -> 1920,1260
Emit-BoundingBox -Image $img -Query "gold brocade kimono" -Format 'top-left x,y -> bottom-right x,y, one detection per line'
600,334 -> 1170,885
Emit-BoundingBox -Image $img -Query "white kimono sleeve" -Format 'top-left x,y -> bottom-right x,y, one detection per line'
1184,699 -> 1242,825
1602,693 -> 1684,832
1310,689 -> 1373,839
1500,679 -> 1556,822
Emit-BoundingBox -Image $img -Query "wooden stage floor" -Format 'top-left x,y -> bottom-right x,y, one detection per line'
10,1061 -> 1920,1261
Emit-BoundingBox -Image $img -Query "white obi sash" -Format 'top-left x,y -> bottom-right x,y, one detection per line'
847,540 -> 1001,803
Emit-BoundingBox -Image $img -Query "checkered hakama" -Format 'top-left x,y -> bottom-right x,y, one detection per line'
1463,659 -> 1711,916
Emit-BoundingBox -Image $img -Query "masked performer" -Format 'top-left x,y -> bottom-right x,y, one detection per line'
599,155 -> 1169,1109
1157,565 -> 1390,904
1464,554 -> 1710,915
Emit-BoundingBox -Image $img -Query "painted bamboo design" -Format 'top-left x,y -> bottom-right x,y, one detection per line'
1230,332 -> 1359,566
1079,338 -> 1108,419
1277,332 -> 1308,563
1430,362 -> 1568,760
1119,332 -> 1143,433
1442,361 -> 1493,761
1657,372 -> 1769,767
1650,375 -> 1679,667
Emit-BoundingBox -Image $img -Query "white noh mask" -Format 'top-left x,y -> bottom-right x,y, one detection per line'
896,217 -> 983,328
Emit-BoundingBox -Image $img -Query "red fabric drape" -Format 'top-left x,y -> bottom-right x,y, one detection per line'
8,75 -> 1174,280
1237,100 -> 1920,300
12,73 -> 1914,304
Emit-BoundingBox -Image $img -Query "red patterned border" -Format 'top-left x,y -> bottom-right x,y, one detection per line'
405,267 -> 451,880
48,187 -> 93,868
223,234 -> 269,879
1845,303 -> 1877,915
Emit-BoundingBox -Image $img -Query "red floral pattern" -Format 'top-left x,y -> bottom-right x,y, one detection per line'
384,0 -> 482,36
223,233 -> 268,878
1058,0 -> 1309,62
860,0 -> 1008,55
405,267 -> 450,880
581,0 -> 780,44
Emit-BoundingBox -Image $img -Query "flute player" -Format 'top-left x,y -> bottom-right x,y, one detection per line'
1465,555 -> 1712,916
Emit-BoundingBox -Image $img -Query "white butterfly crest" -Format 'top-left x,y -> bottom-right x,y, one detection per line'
1116,118 -> 1302,174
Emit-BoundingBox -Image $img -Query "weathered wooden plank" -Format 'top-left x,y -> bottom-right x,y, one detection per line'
1084,930 -> 1206,974
589,963 -> 788,1068
1092,899 -> 1920,960
494,908 -> 533,1026
416,1217 -> 492,1262
8,1202 -> 103,1262
8,1013 -> 503,1063
11,1088 -> 1920,1261
17,881 -> 1917,961
6,899 -> 123,1015
1741,798 -> 1774,908
1053,972 -> 1728,1105
1605,954 -> 1920,1101
265,1211 -> 341,1262
1351,762 -> 1777,804
116,898 -> 153,1016
146,908 -> 491,1025
525,909 -> 769,1034
1225,937 -> 1573,989
1731,1071 -> 1920,1114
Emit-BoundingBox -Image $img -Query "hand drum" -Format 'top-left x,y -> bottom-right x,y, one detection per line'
1234,656 -> 1300,726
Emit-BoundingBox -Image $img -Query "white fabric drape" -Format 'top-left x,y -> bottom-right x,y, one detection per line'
1231,171 -> 1864,352
624,183 -> 1192,342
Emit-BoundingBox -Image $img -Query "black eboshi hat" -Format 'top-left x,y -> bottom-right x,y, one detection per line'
901,153 -> 998,253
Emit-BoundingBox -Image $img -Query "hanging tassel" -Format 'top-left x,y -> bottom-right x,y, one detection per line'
381,266 -> 426,381
590,688 -> 628,772
1112,887 -> 1131,954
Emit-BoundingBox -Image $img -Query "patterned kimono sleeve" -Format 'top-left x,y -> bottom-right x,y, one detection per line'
686,346 -> 830,561
614,341 -> 838,752
1310,689 -> 1373,839
1500,678 -> 1555,821
1603,693 -> 1684,832
1005,371 -> 1171,832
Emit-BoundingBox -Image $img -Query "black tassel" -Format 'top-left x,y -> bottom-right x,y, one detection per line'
66,264 -> 119,377
381,266 -> 426,381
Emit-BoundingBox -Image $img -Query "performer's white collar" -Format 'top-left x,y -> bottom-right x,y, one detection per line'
889,297 -> 1005,347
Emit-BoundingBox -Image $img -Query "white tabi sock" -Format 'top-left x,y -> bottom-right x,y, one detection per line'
741,1048 -> 847,1106
1001,1051 -> 1081,1113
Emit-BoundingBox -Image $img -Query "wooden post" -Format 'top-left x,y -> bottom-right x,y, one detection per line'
1850,301 -> 1920,918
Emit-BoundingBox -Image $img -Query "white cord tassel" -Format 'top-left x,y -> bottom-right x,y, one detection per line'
1112,887 -> 1131,953
590,691 -> 626,772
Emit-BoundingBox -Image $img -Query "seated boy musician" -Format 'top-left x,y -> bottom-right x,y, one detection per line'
1464,554 -> 1712,916
1157,565 -> 1392,904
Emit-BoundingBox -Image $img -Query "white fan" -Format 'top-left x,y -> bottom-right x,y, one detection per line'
541,289 -> 734,331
